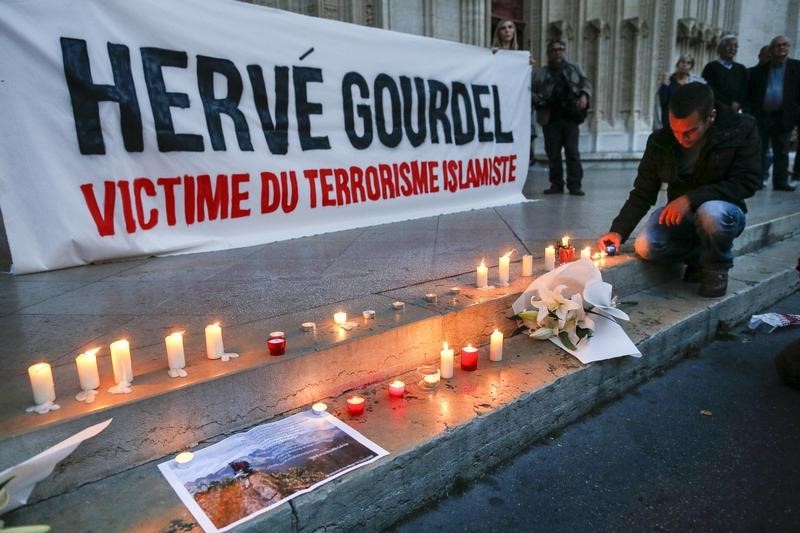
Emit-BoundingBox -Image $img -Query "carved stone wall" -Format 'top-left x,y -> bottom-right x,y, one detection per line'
243,0 -> 800,155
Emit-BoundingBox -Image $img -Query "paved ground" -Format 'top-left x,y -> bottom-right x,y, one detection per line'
393,290 -> 800,533
3,164 -> 800,429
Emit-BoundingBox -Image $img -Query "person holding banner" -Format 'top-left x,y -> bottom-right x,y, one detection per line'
492,19 -> 538,165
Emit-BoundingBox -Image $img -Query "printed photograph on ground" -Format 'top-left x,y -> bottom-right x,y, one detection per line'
158,412 -> 388,532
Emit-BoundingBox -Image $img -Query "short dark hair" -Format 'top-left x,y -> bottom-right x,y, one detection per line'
668,82 -> 714,120
547,40 -> 566,53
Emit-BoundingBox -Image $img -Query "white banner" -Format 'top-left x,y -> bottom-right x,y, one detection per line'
0,0 -> 530,274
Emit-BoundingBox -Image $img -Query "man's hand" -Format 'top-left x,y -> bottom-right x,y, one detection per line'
576,94 -> 589,110
658,195 -> 691,226
597,232 -> 622,253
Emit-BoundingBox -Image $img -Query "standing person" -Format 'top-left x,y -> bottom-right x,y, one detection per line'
597,83 -> 760,298
492,19 -> 538,165
701,35 -> 748,113
747,35 -> 800,192
654,54 -> 705,130
533,40 -> 592,195
747,46 -> 773,187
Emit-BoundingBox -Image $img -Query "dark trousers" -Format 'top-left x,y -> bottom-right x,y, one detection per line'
759,113 -> 792,188
542,118 -> 583,191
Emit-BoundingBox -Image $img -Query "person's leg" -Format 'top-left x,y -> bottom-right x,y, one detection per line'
770,120 -> 794,190
758,121 -> 771,187
633,208 -> 698,264
693,200 -> 746,297
563,120 -> 584,194
542,121 -> 564,192
694,200 -> 745,271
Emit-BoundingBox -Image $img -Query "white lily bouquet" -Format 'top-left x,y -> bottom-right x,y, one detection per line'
517,284 -> 595,350
512,259 -> 641,364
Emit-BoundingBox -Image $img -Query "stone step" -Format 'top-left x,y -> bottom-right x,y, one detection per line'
0,211 -> 797,504
5,230 -> 799,532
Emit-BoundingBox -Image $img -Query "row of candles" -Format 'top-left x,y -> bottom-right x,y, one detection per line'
476,237 -> 606,289
26,323 -> 278,412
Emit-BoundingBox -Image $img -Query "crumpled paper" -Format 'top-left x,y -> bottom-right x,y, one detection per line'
512,258 -> 640,364
747,313 -> 800,333
0,419 -> 112,514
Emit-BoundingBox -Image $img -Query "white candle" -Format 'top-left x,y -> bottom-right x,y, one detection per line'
498,251 -> 512,285
440,341 -> 454,379
476,258 -> 488,288
388,380 -> 405,397
522,254 -> 533,276
28,362 -> 55,405
489,329 -> 504,362
392,301 -> 405,310
333,312 -> 347,325
110,339 -> 133,384
205,323 -> 224,360
545,246 -> 556,271
561,235 -> 570,247
581,246 -> 591,260
75,350 -> 100,390
311,402 -> 327,415
165,332 -> 186,370
175,452 -> 194,468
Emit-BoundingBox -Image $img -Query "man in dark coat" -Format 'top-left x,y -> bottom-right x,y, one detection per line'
746,35 -> 800,191
701,35 -> 748,113
598,83 -> 760,298
533,40 -> 592,196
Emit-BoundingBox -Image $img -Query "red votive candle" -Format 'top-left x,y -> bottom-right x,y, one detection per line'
461,344 -> 479,371
388,380 -> 405,397
267,337 -> 286,356
346,396 -> 365,416
558,245 -> 575,264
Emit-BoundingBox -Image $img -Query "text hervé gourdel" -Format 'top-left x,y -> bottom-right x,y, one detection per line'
62,38 -> 519,237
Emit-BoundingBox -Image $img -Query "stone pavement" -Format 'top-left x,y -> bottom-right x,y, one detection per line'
393,290 -> 800,533
1,163 -> 799,531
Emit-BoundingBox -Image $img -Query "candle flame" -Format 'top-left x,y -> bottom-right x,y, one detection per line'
479,258 -> 486,267
443,341 -> 449,350
85,347 -> 100,357
169,331 -> 185,338
501,249 -> 515,259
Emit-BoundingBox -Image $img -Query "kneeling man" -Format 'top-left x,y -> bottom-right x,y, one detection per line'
598,83 -> 760,297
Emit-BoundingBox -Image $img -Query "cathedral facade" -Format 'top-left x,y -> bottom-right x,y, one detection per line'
246,0 -> 800,157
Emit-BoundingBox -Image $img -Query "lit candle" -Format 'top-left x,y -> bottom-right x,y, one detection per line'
267,337 -> 286,356
545,246 -> 556,271
558,245 -> 575,264
175,452 -> 194,468
449,286 -> 461,295
346,396 -> 365,416
333,312 -> 347,325
75,350 -> 100,391
476,258 -> 488,288
302,322 -> 316,332
311,402 -> 328,415
362,309 -> 375,319
498,251 -> 512,286
388,380 -> 405,397
423,371 -> 440,385
28,362 -> 55,405
581,246 -> 591,260
165,332 -> 186,371
561,235 -> 570,247
424,293 -> 437,303
392,301 -> 405,310
461,344 -> 479,371
440,342 -> 454,379
522,254 -> 533,276
489,329 -> 504,362
269,331 -> 285,339
110,339 -> 133,384
205,323 -> 224,360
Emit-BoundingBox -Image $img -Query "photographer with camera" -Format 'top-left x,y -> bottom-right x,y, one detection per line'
533,39 -> 592,196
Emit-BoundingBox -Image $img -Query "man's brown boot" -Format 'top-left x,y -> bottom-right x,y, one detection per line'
698,270 -> 728,298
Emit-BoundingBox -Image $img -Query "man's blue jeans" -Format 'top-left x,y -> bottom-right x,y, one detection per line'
633,200 -> 745,272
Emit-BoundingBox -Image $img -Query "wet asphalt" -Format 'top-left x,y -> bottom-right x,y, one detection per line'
393,290 -> 800,533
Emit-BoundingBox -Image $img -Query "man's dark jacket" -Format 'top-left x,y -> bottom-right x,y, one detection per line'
609,109 -> 761,242
746,58 -> 800,130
